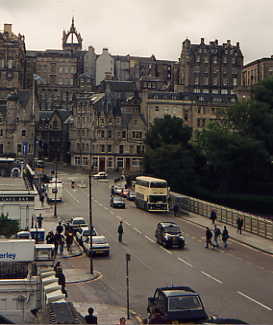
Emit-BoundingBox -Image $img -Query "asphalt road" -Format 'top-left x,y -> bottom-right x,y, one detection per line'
54,169 -> 273,324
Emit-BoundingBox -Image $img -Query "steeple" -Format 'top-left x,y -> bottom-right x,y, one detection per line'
62,17 -> 82,52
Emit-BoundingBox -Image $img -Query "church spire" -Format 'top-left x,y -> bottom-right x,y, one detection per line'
62,17 -> 82,52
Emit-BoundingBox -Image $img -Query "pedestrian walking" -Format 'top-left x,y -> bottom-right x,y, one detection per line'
118,221 -> 124,242
46,231 -> 55,244
222,226 -> 229,248
205,227 -> 213,248
66,232 -> 73,253
85,307 -> 98,324
56,221 -> 64,234
213,224 -> 221,248
53,233 -> 59,256
236,216 -> 244,234
36,214 -> 43,228
59,234 -> 65,255
210,209 -> 217,224
173,204 -> 179,217
118,317 -> 126,325
56,270 -> 68,298
54,261 -> 62,274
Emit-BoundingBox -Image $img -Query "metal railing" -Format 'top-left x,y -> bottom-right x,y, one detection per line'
171,193 -> 273,240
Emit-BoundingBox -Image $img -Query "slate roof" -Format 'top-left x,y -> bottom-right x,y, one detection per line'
103,80 -> 137,92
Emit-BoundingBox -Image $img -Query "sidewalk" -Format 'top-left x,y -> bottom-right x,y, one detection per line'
40,205 -> 141,325
180,210 -> 273,255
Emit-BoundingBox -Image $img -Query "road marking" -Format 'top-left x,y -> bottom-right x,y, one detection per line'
110,211 -> 114,215
65,189 -> 80,204
145,235 -> 155,243
237,291 -> 272,311
98,202 -> 103,207
177,257 -> 193,268
161,247 -> 173,255
124,221 -> 131,226
201,271 -> 223,284
133,227 -> 142,234
104,207 -> 109,211
116,216 -> 122,221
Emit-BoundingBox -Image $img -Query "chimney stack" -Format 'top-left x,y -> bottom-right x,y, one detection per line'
4,24 -> 12,35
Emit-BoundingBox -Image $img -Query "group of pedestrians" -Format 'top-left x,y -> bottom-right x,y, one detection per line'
45,221 -> 74,256
205,224 -> 229,249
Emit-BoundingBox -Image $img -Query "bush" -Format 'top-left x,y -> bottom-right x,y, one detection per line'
0,214 -> 19,238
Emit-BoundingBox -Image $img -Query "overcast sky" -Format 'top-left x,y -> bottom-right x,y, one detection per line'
1,0 -> 272,64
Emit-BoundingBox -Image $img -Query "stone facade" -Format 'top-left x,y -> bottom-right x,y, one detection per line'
242,57 -> 273,87
70,81 -> 146,174
176,38 -> 243,95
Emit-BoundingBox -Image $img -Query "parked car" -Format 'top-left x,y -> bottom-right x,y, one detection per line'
147,286 -> 208,323
83,235 -> 110,256
127,191 -> 136,201
110,196 -> 126,208
155,222 -> 185,248
69,217 -> 88,234
76,226 -> 97,244
112,186 -> 123,195
93,171 -> 108,179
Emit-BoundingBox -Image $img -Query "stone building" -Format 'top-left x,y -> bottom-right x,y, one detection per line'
70,81 -> 146,173
176,38 -> 243,96
242,57 -> 273,88
140,90 -> 236,136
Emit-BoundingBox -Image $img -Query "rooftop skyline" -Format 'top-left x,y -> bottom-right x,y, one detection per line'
1,0 -> 272,64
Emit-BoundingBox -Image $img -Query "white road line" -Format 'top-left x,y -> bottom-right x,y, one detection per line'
104,207 -> 109,210
161,247 -> 173,255
145,235 -> 155,243
98,203 -> 103,207
65,189 -> 80,204
237,291 -> 272,311
133,227 -> 142,234
177,257 -> 193,268
201,271 -> 223,284
124,221 -> 131,226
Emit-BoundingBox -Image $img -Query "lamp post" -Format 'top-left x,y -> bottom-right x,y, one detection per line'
88,171 -> 94,274
53,162 -> 58,218
126,253 -> 131,320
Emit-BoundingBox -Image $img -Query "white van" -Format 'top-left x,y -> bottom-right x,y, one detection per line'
46,181 -> 63,202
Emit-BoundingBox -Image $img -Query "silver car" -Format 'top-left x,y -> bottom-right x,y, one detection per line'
83,235 -> 110,256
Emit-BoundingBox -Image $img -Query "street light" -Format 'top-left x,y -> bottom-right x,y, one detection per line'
53,162 -> 58,218
126,253 -> 131,320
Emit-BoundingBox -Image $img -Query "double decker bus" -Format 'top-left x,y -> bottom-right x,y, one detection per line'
134,176 -> 169,212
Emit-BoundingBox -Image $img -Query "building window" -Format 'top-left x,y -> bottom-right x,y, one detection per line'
117,158 -> 123,168
213,57 -> 218,64
107,158 -> 113,168
17,144 -> 22,154
83,157 -> 88,165
75,156 -> 81,165
107,130 -> 112,138
122,131 -> 126,139
119,145 -> 124,154
107,145 -> 112,153
136,145 -> 141,154
129,145 -> 134,153
100,145 -> 105,153
93,157 -> 98,168
21,130 -> 26,137
50,63 -> 56,73
0,129 -> 3,136
132,131 -> 142,139
132,158 -> 140,167
233,78 -> 237,86
0,144 -> 3,154
53,120 -> 58,129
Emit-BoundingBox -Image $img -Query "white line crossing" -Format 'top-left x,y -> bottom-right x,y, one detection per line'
124,221 -> 131,226
133,227 -> 142,234
145,235 -> 155,243
201,271 -> 223,284
237,291 -> 272,311
161,247 -> 173,255
177,257 -> 193,268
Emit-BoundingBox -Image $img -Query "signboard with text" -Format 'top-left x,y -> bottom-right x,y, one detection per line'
0,240 -> 35,262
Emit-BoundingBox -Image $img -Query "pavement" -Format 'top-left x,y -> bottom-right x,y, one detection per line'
35,189 -> 272,325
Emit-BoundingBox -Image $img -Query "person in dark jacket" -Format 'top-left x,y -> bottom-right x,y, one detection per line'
118,221 -> 124,242
205,227 -> 213,248
213,224 -> 221,248
236,217 -> 243,234
85,307 -> 97,324
222,226 -> 229,248
210,209 -> 217,224
56,222 -> 64,234
46,231 -> 55,244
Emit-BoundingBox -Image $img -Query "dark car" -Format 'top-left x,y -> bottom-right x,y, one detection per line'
110,196 -> 125,208
155,222 -> 185,248
147,286 -> 208,323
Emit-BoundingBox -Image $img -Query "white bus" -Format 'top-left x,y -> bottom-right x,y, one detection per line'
46,178 -> 63,202
134,176 -> 169,212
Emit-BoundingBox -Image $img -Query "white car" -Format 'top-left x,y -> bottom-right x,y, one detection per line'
76,226 -> 97,244
69,217 -> 88,233
93,171 -> 108,179
83,235 -> 110,256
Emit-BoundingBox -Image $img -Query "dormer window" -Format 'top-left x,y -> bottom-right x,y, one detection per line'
22,130 -> 26,137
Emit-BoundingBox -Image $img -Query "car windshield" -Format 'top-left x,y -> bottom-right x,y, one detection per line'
83,229 -> 96,236
93,237 -> 107,244
149,195 -> 167,203
113,197 -> 123,202
168,296 -> 203,311
164,225 -> 181,234
73,219 -> 86,225
150,182 -> 167,188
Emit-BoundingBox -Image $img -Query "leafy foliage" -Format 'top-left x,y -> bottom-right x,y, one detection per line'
0,214 -> 19,238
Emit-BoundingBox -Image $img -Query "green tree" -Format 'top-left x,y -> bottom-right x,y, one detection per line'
0,213 -> 19,238
144,115 -> 200,193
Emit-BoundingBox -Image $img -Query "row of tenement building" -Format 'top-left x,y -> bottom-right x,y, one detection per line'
0,19 -> 272,174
